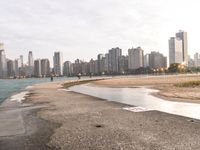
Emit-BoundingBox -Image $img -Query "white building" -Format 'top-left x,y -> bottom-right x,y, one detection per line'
169,37 -> 183,65
176,31 -> 188,65
144,54 -> 150,68
28,51 -> 34,67
108,47 -> 122,73
53,52 -> 63,76
128,47 -> 144,70
0,44 -> 7,78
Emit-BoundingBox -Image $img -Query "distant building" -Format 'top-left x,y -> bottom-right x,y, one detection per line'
34,59 -> 41,77
97,54 -> 105,74
176,31 -> 188,65
14,59 -> 21,77
81,62 -> 90,76
41,59 -> 50,77
53,52 -> 63,76
128,47 -> 144,70
194,53 -> 200,67
7,60 -> 14,78
104,53 -> 109,74
20,55 -> 23,67
89,59 -> 95,75
63,61 -> 73,76
149,51 -> 167,69
144,54 -> 150,68
28,51 -> 34,67
119,55 -> 128,74
169,37 -> 183,65
188,58 -> 195,68
72,59 -> 82,75
0,47 -> 7,78
24,66 -> 34,77
108,47 -> 122,73
94,60 -> 98,74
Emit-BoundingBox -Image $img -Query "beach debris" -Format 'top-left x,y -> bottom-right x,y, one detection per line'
123,107 -> 153,112
94,124 -> 104,128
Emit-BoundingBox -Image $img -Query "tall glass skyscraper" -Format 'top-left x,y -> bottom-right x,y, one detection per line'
176,31 -> 188,65
53,52 -> 63,76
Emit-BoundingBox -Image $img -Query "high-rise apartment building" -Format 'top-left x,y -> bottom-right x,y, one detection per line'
119,55 -> 128,73
28,51 -> 34,67
7,60 -> 14,77
14,59 -> 20,77
169,37 -> 183,65
104,53 -> 109,74
0,43 -> 7,78
97,54 -> 105,74
176,31 -> 188,65
34,59 -> 41,77
128,47 -> 144,70
149,51 -> 167,69
144,54 -> 150,68
108,47 -> 122,73
20,55 -> 23,67
41,59 -> 50,77
53,52 -> 63,76
63,61 -> 73,76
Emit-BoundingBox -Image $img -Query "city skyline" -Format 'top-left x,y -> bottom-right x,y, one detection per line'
0,0 -> 200,63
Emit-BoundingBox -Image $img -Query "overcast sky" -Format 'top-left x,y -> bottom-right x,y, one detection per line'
0,0 -> 200,65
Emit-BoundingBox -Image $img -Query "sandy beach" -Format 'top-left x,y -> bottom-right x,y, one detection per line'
1,75 -> 200,149
93,74 -> 200,103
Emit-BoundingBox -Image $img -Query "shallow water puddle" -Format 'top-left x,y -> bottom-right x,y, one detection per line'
69,84 -> 200,120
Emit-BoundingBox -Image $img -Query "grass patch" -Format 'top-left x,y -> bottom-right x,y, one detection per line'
174,80 -> 200,88
62,79 -> 105,88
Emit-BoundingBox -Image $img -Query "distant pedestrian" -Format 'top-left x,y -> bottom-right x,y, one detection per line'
50,76 -> 53,82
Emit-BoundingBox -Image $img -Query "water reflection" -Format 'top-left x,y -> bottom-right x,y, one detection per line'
69,84 -> 200,120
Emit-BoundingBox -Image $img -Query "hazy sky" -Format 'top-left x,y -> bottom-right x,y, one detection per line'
0,0 -> 200,65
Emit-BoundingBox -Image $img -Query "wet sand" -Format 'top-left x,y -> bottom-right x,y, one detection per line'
1,77 -> 200,149
93,74 -> 200,103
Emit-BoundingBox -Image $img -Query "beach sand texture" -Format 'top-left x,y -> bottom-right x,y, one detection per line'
1,76 -> 200,149
93,74 -> 200,103
28,79 -> 200,149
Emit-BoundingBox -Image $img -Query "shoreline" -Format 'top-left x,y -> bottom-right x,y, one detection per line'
26,80 -> 200,149
1,76 -> 200,149
92,74 -> 200,104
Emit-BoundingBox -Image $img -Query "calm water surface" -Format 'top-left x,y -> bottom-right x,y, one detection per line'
0,77 -> 75,103
70,84 -> 200,120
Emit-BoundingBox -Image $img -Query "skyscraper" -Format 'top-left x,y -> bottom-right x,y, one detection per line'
7,60 -> 14,77
108,47 -> 122,73
20,55 -> 23,67
144,54 -> 150,68
176,31 -> 188,65
63,61 -> 73,76
169,37 -> 183,65
128,47 -> 144,70
53,52 -> 63,76
0,43 -> 7,78
34,59 -> 41,77
28,51 -> 34,67
14,59 -> 20,77
97,54 -> 105,74
41,59 -> 50,77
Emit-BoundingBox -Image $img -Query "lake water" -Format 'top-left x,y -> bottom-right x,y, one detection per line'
0,77 -> 75,103
69,84 -> 200,120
